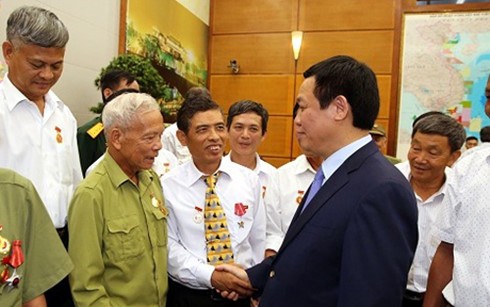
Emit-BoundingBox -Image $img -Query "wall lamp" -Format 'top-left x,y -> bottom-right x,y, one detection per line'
291,31 -> 303,61
228,59 -> 240,74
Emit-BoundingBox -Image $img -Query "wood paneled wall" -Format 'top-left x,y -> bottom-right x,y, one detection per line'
209,0 -> 397,167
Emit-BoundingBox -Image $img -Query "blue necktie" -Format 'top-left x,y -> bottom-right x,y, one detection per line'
301,167 -> 325,213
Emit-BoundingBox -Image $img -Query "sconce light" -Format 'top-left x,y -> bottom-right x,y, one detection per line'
291,31 -> 303,61
228,59 -> 240,74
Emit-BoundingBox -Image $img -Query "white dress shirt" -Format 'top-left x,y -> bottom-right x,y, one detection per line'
162,123 -> 191,164
0,75 -> 82,228
223,153 -> 279,252
162,158 -> 266,289
266,154 -> 316,252
86,148 -> 178,178
435,145 -> 490,306
396,161 -> 455,293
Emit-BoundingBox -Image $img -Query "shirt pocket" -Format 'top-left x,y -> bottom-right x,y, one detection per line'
106,215 -> 145,262
152,209 -> 168,247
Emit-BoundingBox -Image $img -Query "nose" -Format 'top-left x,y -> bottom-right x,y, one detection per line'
208,127 -> 220,141
241,128 -> 250,138
153,135 -> 163,151
39,66 -> 55,80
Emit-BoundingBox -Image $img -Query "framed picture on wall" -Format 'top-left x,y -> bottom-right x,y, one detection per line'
396,10 -> 490,158
119,0 -> 210,120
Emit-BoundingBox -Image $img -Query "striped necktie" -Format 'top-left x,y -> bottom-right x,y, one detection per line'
204,172 -> 234,265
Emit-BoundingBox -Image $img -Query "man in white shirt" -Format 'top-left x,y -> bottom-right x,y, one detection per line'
222,99 -> 278,258
265,153 -> 322,255
161,95 -> 266,306
425,74 -> 490,307
395,113 -> 464,307
162,87 -> 211,164
0,6 -> 82,305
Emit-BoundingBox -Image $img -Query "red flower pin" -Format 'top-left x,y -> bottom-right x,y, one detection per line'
234,203 -> 248,217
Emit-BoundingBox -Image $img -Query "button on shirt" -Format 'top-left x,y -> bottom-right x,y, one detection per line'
396,161 -> 455,293
162,158 -> 266,289
266,154 -> 316,252
435,145 -> 490,306
0,75 -> 83,228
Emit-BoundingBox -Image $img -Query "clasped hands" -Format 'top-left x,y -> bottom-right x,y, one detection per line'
210,263 -> 255,301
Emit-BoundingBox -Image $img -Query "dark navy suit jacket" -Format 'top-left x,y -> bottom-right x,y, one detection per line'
247,141 -> 418,306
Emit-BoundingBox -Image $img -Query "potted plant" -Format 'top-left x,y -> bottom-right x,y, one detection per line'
91,54 -> 174,115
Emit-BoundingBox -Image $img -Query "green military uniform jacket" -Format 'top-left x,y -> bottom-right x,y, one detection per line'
68,154 -> 168,306
77,116 -> 107,176
385,154 -> 402,165
0,168 -> 73,305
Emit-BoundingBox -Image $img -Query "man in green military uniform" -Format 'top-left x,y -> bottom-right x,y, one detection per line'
77,70 -> 140,175
0,168 -> 73,306
68,93 -> 168,305
369,123 -> 402,165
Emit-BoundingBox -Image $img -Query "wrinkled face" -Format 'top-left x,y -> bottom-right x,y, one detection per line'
228,112 -> 265,157
118,110 -> 164,175
408,132 -> 459,184
2,41 -> 65,102
485,76 -> 490,118
465,139 -> 478,149
179,109 -> 228,173
294,77 -> 334,158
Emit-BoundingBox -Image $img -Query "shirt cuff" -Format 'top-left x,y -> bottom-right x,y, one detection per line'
265,235 -> 283,253
195,263 -> 215,288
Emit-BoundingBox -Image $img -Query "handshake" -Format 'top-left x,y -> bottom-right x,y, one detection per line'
211,263 -> 256,301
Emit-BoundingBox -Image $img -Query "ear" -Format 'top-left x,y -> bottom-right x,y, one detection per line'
108,127 -> 123,150
260,131 -> 267,143
2,41 -> 14,64
176,129 -> 188,146
331,95 -> 350,121
447,149 -> 461,167
103,88 -> 114,100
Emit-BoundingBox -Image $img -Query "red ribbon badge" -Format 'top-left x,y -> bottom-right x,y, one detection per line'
234,203 -> 248,217
8,240 -> 24,268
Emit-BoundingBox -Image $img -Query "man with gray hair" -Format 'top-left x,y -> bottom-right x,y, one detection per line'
68,93 -> 168,306
0,6 -> 82,306
395,112 -> 465,307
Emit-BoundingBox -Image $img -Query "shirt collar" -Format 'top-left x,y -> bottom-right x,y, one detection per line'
321,135 -> 371,182
102,153 -> 154,189
185,158 -> 233,187
293,154 -> 318,176
3,73 -> 65,112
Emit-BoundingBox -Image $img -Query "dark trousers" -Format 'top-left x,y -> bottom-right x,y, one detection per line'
45,227 -> 74,307
167,278 -> 250,307
402,290 -> 424,307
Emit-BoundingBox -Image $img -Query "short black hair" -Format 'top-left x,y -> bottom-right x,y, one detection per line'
227,100 -> 269,135
100,70 -> 137,104
177,95 -> 222,134
466,136 -> 478,142
303,55 -> 379,130
480,126 -> 490,142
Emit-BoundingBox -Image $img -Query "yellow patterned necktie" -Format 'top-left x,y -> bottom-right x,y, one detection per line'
204,172 -> 234,265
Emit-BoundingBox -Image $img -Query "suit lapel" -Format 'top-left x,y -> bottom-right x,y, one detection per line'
277,141 -> 379,254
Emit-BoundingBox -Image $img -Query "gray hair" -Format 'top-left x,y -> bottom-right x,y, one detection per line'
412,113 -> 466,152
7,6 -> 69,48
103,93 -> 160,138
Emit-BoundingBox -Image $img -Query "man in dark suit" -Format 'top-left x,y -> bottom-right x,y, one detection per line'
217,55 -> 418,306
